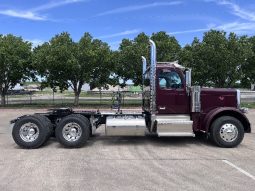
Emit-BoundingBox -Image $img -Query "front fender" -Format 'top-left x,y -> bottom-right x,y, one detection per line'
203,107 -> 251,133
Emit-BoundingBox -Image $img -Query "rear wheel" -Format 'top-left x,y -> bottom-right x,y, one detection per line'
55,114 -> 90,148
37,115 -> 54,139
12,115 -> 51,149
210,116 -> 244,148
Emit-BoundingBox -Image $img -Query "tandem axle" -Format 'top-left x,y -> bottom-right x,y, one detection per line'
11,108 -> 196,148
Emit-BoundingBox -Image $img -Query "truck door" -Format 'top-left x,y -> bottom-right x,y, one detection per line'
156,68 -> 189,114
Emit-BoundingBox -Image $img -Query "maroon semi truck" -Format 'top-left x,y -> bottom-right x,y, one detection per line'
11,40 -> 250,149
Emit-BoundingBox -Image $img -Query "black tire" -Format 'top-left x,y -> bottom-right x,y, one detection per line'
55,114 -> 90,148
12,115 -> 51,149
35,115 -> 53,140
210,116 -> 244,148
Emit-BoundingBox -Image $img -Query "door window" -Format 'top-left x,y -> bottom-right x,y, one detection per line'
159,70 -> 183,89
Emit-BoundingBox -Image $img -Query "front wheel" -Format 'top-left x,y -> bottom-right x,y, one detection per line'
210,116 -> 244,148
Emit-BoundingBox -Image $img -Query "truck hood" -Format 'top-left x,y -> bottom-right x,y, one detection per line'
200,88 -> 238,113
201,88 -> 237,95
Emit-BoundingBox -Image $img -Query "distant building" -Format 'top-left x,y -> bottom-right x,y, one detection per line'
91,84 -> 142,92
91,85 -> 127,92
24,84 -> 40,91
13,84 -> 24,90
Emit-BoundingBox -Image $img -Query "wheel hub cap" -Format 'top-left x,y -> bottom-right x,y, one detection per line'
19,122 -> 39,142
220,123 -> 238,142
62,122 -> 82,142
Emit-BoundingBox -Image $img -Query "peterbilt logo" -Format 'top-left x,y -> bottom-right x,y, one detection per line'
219,96 -> 225,101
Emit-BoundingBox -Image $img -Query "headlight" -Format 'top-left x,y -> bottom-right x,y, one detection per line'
236,89 -> 241,108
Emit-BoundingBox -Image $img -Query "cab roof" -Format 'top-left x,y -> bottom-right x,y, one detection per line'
156,61 -> 186,71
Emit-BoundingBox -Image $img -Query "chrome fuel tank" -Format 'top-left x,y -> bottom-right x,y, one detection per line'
106,116 -> 146,136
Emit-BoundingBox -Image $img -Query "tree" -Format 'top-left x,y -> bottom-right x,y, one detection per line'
151,31 -> 181,62
34,32 -> 112,105
88,41 -> 116,90
179,37 -> 211,86
74,33 -> 112,104
33,32 -> 76,97
241,36 -> 255,88
115,31 -> 181,86
116,33 -> 149,86
0,34 -> 32,105
179,30 -> 253,88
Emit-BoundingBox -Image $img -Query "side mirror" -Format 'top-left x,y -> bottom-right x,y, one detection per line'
185,69 -> 192,93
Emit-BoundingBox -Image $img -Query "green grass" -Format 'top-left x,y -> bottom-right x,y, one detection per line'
0,99 -> 142,109
22,82 -> 41,86
2,99 -> 254,109
7,94 -> 30,98
64,92 -> 113,97
9,89 -> 139,98
241,102 -> 255,109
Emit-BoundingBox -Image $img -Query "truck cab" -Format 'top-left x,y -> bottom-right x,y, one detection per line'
141,40 -> 250,146
156,63 -> 189,114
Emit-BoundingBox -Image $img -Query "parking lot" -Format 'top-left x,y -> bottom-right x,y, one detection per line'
0,108 -> 255,191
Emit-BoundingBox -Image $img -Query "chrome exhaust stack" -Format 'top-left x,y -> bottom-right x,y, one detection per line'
149,39 -> 157,113
141,56 -> 147,76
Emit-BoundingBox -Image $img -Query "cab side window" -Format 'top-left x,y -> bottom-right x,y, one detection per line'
159,70 -> 183,89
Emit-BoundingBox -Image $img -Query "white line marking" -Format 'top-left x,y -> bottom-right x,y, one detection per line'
222,160 -> 255,181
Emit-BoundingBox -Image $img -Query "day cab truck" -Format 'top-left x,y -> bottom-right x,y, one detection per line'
11,40 -> 251,149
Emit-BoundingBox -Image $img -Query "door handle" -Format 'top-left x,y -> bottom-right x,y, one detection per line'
159,106 -> 166,110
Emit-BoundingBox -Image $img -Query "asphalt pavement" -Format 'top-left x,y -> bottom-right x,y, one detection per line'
0,108 -> 255,191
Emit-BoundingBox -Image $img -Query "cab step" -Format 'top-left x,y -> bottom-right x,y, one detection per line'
155,115 -> 194,137
158,132 -> 195,137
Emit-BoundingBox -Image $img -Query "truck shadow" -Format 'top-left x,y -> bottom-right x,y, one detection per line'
149,136 -> 214,147
11,135 -> 215,149
34,133 -> 215,149
89,134 -> 215,148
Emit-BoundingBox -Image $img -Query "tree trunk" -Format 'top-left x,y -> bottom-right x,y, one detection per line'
99,88 -> 102,105
74,92 -> 80,106
72,81 -> 84,106
1,94 -> 6,106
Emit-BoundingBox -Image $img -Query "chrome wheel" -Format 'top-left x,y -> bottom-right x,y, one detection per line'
19,122 -> 40,142
62,122 -> 82,142
220,123 -> 238,142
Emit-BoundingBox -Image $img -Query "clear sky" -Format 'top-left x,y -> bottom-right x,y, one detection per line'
0,0 -> 255,49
